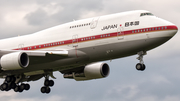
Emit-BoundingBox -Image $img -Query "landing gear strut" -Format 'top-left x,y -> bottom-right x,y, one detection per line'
136,51 -> 147,71
41,75 -> 54,94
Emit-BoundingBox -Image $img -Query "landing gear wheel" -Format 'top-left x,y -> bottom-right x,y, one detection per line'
49,80 -> 54,87
5,76 -> 12,83
142,64 -> 146,71
1,83 -> 8,90
19,89 -> 23,93
14,86 -> 20,92
44,80 -> 50,86
136,63 -> 146,71
41,86 -> 51,94
24,84 -> 30,90
46,87 -> 51,94
41,87 -> 46,93
0,85 -> 3,91
11,76 -> 16,83
11,83 -> 17,89
20,83 -> 25,90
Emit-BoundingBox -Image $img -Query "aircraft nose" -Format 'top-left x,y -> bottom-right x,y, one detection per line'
167,24 -> 178,37
161,19 -> 178,37
156,17 -> 178,36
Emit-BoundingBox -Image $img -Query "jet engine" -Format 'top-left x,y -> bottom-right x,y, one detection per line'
64,62 -> 110,81
0,52 -> 29,70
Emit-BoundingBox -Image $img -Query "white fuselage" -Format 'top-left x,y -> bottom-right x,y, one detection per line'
0,10 -> 178,74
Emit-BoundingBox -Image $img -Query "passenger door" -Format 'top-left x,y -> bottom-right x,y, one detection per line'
117,25 -> 124,40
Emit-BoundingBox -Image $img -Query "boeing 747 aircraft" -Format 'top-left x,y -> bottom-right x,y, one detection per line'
0,10 -> 178,94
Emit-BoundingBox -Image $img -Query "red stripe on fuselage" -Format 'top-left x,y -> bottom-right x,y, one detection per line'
14,25 -> 177,50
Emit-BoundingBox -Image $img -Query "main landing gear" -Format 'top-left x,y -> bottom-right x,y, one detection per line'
136,51 -> 147,71
0,76 -> 30,93
41,75 -> 54,94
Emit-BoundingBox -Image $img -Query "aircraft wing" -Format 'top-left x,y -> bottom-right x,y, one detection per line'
0,49 -> 68,65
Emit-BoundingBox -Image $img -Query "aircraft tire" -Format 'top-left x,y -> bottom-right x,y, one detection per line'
0,85 -> 4,91
41,86 -> 46,93
11,82 -> 17,89
11,76 -> 16,83
136,63 -> 146,71
1,83 -> 8,90
141,64 -> 146,71
49,80 -> 54,87
24,84 -> 30,90
14,86 -> 20,92
46,87 -> 51,94
20,83 -> 25,90
44,80 -> 50,86
5,76 -> 12,83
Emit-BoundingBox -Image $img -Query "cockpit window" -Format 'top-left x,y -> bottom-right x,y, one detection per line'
140,13 -> 154,17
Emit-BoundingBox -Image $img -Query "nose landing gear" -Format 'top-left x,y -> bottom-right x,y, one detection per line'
136,51 -> 146,71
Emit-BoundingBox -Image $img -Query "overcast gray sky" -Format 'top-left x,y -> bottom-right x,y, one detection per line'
0,0 -> 180,101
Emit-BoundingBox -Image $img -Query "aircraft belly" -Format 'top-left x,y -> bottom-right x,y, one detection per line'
79,36 -> 172,62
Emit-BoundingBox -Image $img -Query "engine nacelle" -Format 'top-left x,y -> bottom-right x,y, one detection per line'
0,52 -> 29,70
64,62 -> 110,81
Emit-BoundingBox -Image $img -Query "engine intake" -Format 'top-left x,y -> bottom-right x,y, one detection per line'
0,52 -> 29,70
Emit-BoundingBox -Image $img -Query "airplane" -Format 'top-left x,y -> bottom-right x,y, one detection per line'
0,10 -> 178,94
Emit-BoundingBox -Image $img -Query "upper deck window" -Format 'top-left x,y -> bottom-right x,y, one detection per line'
140,13 -> 154,17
